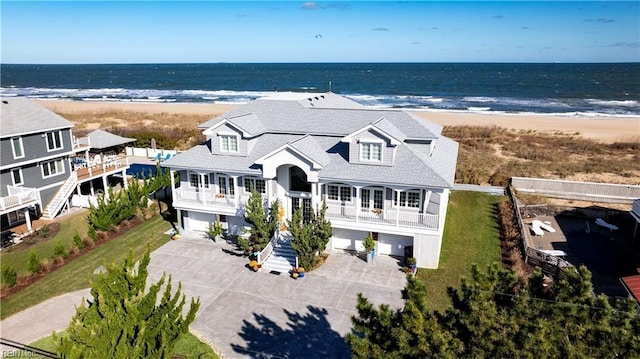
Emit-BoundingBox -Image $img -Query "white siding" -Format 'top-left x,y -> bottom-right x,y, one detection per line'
377,233 -> 413,256
185,211 -> 215,232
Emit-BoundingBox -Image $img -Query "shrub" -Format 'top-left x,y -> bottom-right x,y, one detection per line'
35,224 -> 51,238
27,251 -> 42,274
53,240 -> 68,259
87,226 -> 97,242
73,229 -> 85,249
2,264 -> 17,287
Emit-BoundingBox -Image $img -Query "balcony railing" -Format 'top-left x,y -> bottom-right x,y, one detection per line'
74,155 -> 130,181
325,204 -> 439,230
1,186 -> 38,212
174,187 -> 252,208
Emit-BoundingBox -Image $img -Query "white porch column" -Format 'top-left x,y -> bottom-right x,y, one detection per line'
76,184 -> 82,195
199,173 -> 206,204
176,209 -> 183,233
355,186 -> 361,223
232,175 -> 240,207
24,209 -> 32,232
395,189 -> 401,227
170,170 -> 176,201
312,182 -> 321,211
102,175 -> 109,199
122,169 -> 128,189
90,181 -> 95,197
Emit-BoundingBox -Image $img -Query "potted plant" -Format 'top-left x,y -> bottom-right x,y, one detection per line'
248,260 -> 261,272
363,233 -> 375,263
207,221 -> 224,243
406,257 -> 417,275
296,267 -> 305,278
371,208 -> 383,215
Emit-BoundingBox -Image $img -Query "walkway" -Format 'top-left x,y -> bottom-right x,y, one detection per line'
1,233 -> 407,358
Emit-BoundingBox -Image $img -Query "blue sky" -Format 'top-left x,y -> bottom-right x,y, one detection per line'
1,1 -> 638,63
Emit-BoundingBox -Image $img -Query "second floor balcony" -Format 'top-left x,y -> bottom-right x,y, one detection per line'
325,204 -> 439,230
0,186 -> 39,215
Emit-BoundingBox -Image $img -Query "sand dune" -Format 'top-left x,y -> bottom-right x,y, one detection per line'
38,100 -> 639,143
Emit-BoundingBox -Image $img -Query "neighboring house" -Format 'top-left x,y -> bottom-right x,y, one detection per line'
162,92 -> 458,268
0,98 -> 130,237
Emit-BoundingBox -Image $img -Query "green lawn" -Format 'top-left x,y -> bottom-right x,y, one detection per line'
417,191 -> 503,312
9,331 -> 219,359
0,215 -> 172,319
1,210 -> 90,275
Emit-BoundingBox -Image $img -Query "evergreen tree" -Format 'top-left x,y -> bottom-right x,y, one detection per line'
312,200 -> 332,256
347,264 -> 640,358
241,188 -> 279,252
56,248 -> 200,358
289,208 -> 316,269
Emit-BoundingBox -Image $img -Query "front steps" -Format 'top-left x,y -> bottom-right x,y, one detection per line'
261,232 -> 296,274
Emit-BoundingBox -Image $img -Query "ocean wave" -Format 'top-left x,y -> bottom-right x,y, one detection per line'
1,86 -> 639,116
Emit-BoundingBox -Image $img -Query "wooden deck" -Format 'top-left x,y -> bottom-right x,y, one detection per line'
523,216 -> 567,252
75,156 -> 129,183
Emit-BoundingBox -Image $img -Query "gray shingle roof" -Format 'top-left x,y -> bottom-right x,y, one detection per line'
80,129 -> 136,149
1,98 -> 73,138
198,92 -> 439,140
289,135 -> 331,167
167,92 -> 457,188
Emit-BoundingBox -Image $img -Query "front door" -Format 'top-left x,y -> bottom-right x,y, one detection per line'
291,197 -> 312,223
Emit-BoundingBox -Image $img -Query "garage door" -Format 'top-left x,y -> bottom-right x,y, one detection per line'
185,211 -> 215,232
331,228 -> 367,251
377,233 -> 413,256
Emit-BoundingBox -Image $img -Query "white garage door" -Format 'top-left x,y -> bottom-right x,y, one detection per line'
377,233 -> 413,257
185,211 -> 215,232
331,228 -> 367,251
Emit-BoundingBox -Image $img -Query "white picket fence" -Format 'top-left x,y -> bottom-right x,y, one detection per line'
125,147 -> 178,159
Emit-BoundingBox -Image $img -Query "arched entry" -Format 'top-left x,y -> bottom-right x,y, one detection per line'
288,166 -> 312,222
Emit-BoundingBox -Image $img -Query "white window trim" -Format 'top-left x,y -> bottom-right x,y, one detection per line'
216,174 -> 235,196
188,172 -> 210,189
11,168 -> 24,186
359,141 -> 383,162
360,187 -> 385,211
41,159 -> 66,179
326,184 -> 353,203
11,137 -> 25,159
393,189 -> 422,209
243,176 -> 266,194
46,131 -> 64,152
219,133 -> 239,153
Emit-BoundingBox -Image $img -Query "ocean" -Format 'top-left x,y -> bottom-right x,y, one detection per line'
1,63 -> 639,116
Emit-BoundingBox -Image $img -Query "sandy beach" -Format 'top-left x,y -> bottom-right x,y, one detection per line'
38,100 -> 639,143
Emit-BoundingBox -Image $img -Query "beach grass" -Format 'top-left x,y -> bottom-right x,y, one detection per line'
0,215 -> 172,319
416,191 -> 503,312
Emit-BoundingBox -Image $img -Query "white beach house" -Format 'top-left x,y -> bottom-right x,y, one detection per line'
162,92 -> 458,268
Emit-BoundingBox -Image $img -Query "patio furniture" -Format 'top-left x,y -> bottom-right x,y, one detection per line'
530,221 -> 545,236
534,219 -> 556,233
595,218 -> 618,231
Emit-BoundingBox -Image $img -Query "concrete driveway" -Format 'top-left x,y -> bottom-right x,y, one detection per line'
147,233 -> 407,358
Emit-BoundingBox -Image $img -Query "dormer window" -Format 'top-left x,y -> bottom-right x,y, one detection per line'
220,134 -> 238,152
360,142 -> 382,162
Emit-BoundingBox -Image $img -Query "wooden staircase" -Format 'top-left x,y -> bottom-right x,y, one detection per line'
41,172 -> 78,219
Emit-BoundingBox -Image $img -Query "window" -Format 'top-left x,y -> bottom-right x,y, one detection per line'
327,184 -> 352,202
189,173 -> 209,188
395,190 -> 421,208
42,159 -> 65,178
11,169 -> 23,186
46,131 -> 63,151
244,177 -> 266,194
8,210 -> 26,225
361,188 -> 383,211
360,142 -> 382,162
218,176 -> 235,196
11,137 -> 24,159
220,134 -> 238,152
